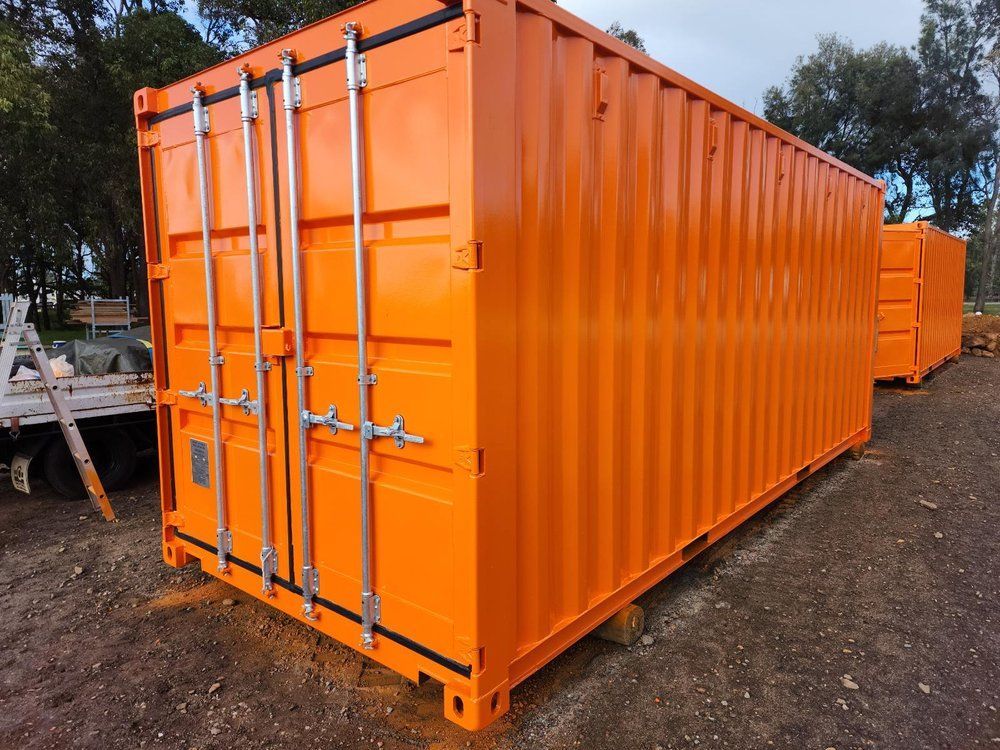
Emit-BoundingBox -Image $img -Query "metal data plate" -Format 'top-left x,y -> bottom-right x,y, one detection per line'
190,439 -> 210,488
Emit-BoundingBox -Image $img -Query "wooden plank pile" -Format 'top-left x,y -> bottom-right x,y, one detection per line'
68,300 -> 132,326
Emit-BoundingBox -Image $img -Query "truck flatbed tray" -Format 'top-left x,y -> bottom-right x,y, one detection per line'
0,371 -> 154,428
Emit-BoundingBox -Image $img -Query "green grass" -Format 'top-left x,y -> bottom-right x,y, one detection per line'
963,302 -> 1000,315
35,328 -> 88,346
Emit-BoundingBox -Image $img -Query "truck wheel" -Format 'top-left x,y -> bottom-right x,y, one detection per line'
42,429 -> 137,499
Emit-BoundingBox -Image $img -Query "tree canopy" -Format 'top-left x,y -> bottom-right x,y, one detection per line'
1,0 -> 998,326
764,0 -> 1000,307
0,0 -> 363,327
606,21 -> 647,53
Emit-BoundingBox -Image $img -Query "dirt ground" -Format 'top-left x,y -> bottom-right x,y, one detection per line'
0,358 -> 997,750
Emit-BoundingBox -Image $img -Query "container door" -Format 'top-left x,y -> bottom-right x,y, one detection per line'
278,27 -> 459,661
153,80 -> 293,588
875,228 -> 922,378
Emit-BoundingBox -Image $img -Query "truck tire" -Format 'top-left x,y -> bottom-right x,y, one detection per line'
42,428 -> 137,499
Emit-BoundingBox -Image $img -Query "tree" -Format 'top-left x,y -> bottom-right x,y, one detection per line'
914,0 -> 998,231
972,45 -> 1000,311
0,20 -> 63,320
763,35 -> 923,222
606,21 -> 646,53
198,0 -> 363,51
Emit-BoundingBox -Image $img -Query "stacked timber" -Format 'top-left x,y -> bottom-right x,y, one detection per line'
68,300 -> 133,326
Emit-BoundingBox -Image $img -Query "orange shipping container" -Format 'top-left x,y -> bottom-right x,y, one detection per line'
875,222 -> 966,384
134,0 -> 885,730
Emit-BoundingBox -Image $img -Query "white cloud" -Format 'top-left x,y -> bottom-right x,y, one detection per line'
558,0 -> 924,113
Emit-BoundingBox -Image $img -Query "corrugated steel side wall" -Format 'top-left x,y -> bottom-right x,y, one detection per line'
916,226 -> 966,374
510,8 -> 884,663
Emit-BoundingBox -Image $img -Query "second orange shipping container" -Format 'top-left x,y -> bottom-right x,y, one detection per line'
875,222 -> 967,384
135,0 -> 885,729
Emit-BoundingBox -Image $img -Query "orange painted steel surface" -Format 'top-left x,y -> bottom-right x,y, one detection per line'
135,0 -> 884,730
875,223 -> 966,384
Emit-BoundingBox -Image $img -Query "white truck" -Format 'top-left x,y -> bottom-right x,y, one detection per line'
0,370 -> 156,497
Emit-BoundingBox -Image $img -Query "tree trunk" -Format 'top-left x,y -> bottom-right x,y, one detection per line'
974,160 -> 1000,313
55,266 -> 65,326
39,258 -> 51,330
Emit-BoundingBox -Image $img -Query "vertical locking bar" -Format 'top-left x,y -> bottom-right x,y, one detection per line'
238,68 -> 277,592
192,86 -> 231,572
281,51 -> 320,619
344,22 -> 377,650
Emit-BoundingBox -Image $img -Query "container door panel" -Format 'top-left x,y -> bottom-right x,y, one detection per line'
153,94 -> 292,583
875,230 -> 920,379
283,33 -> 458,659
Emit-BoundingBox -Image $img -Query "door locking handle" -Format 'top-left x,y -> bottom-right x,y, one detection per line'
362,414 -> 425,449
303,405 -> 355,435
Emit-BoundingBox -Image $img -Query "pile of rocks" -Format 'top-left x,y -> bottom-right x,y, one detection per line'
962,313 -> 1000,359
962,331 -> 998,358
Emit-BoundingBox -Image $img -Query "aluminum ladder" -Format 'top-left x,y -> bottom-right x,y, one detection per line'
0,301 -> 116,521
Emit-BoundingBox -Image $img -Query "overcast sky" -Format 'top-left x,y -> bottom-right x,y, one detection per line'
559,0 -> 925,114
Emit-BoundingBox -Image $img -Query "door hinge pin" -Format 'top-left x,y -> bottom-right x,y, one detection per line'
453,241 -> 483,270
147,263 -> 170,280
302,565 -> 320,620
260,546 -> 278,591
156,389 -> 178,407
455,446 -> 484,476
215,528 -> 233,571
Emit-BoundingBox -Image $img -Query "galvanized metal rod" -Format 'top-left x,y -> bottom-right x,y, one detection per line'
239,69 -> 277,593
192,87 -> 230,571
280,51 -> 320,619
344,22 -> 377,650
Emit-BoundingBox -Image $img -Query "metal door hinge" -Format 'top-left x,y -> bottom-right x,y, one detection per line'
448,11 -> 481,50
362,415 -> 425,449
454,241 -> 483,270
138,130 -> 160,149
303,405 -> 355,435
455,446 -> 484,476
217,528 -> 233,555
156,389 -> 178,407
148,263 -> 170,280
164,510 -> 185,528
261,546 -> 278,576
303,566 -> 320,597
261,327 -> 294,358
457,637 -> 485,673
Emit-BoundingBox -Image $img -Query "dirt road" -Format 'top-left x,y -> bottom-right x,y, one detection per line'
0,358 -> 997,750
